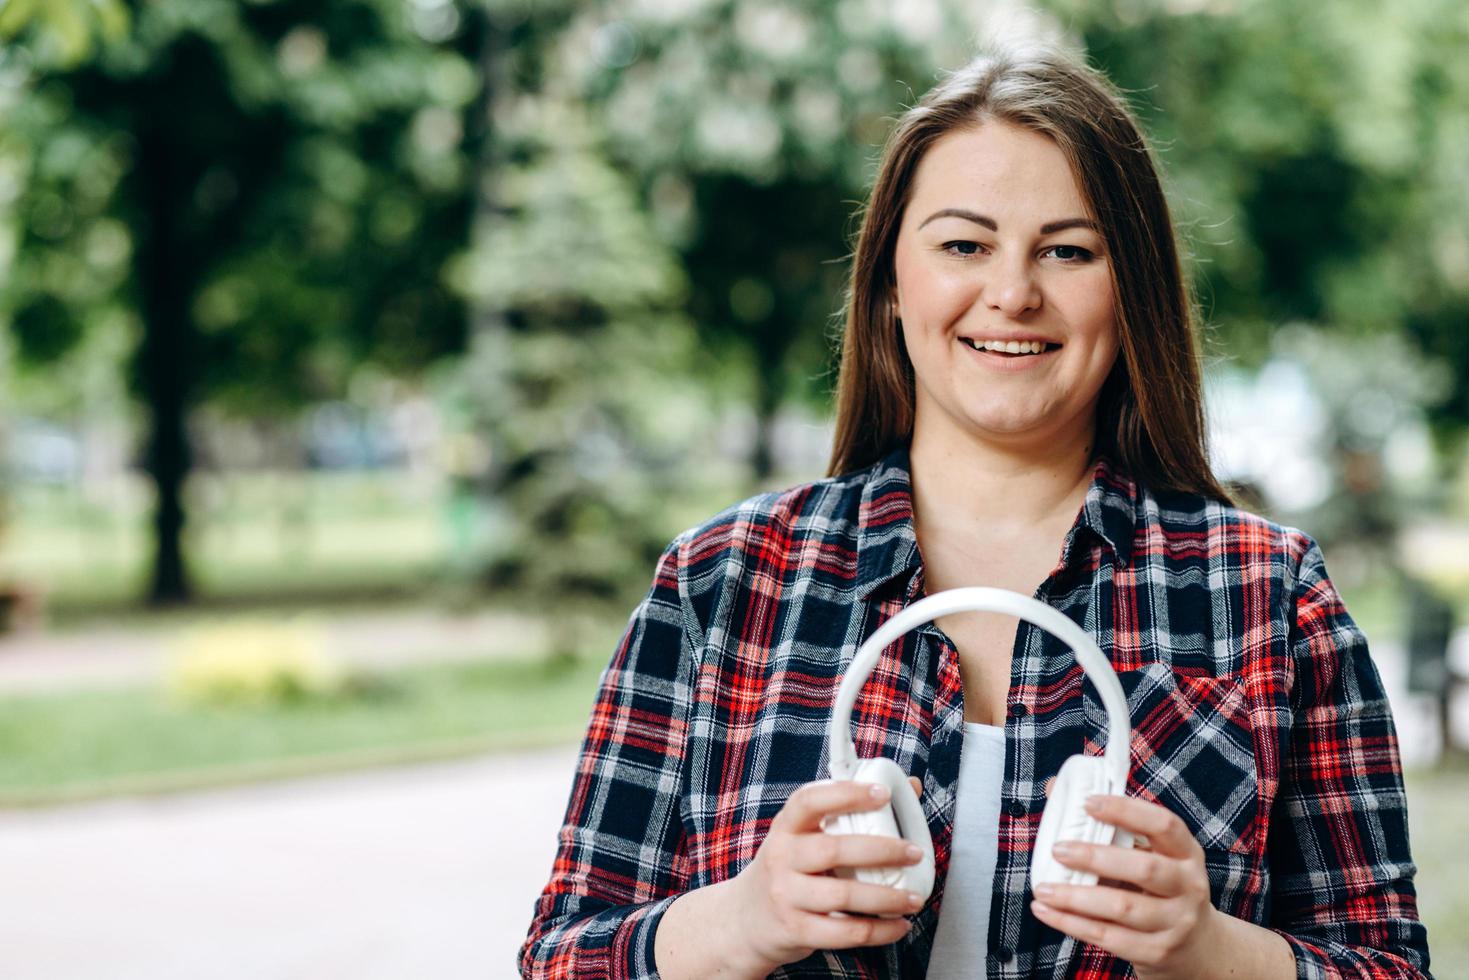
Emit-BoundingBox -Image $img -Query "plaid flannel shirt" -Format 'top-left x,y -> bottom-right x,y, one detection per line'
519,445 -> 1430,979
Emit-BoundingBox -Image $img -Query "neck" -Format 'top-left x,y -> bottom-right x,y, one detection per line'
908,418 -> 1098,542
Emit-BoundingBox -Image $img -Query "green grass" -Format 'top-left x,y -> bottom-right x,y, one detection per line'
1405,760 -> 1469,973
0,466 -> 762,627
0,654 -> 605,806
1,471 -> 454,623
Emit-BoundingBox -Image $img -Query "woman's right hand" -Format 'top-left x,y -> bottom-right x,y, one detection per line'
722,776 -> 927,975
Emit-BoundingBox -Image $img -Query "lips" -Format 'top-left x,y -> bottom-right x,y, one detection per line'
957,336 -> 1062,368
958,337 -> 1062,355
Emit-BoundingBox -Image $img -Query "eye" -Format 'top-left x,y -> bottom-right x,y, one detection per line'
1044,244 -> 1096,263
940,240 -> 983,258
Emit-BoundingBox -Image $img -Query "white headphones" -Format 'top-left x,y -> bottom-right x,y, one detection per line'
821,587 -> 1134,905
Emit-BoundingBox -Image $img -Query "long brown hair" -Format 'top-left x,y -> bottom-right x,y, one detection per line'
827,40 -> 1231,504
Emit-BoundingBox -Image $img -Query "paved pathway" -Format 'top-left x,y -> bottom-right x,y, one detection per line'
0,744 -> 579,980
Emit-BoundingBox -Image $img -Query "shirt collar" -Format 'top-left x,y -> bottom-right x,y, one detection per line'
853,442 -> 1138,601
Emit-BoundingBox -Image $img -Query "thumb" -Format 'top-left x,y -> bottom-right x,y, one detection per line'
908,775 -> 922,798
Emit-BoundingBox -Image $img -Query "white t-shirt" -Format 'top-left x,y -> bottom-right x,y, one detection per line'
925,721 -> 1006,979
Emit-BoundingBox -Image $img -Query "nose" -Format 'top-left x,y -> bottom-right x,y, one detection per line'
981,253 -> 1041,317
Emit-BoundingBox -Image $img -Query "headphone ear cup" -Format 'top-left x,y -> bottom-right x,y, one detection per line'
1030,754 -> 1127,888
821,757 -> 935,904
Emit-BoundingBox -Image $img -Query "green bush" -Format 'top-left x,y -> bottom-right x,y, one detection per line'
164,618 -> 350,708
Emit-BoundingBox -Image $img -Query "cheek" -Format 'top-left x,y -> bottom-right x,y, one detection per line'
1071,271 -> 1118,337
895,252 -> 969,321
1057,280 -> 1120,359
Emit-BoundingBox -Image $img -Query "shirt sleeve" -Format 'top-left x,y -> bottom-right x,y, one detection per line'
518,533 -> 699,979
1266,536 -> 1431,978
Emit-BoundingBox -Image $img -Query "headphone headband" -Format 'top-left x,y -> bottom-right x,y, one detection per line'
829,587 -> 1130,788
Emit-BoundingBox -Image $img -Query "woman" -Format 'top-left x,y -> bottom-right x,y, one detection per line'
519,40 -> 1431,979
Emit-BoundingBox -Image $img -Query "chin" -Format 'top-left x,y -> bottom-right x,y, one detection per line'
954,401 -> 1035,429
962,417 -> 1043,441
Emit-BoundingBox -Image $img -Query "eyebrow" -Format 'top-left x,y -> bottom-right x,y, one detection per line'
917,208 -> 1100,235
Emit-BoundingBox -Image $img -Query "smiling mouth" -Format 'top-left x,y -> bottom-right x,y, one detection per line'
958,337 -> 1062,357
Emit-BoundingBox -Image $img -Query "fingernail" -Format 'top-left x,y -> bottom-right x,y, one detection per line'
1084,795 -> 1104,813
905,844 -> 922,861
906,892 -> 923,907
1033,883 -> 1056,899
869,784 -> 889,800
1052,841 -> 1080,858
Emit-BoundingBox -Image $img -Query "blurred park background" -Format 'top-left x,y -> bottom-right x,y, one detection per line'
0,0 -> 1465,976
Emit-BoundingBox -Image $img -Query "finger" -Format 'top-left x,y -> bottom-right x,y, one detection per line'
777,780 -> 892,833
790,874 -> 925,917
796,909 -> 914,950
789,832 -> 921,875
908,776 -> 922,798
1098,875 -> 1143,894
1051,841 -> 1189,898
1030,900 -> 1154,963
1030,881 -> 1173,932
1044,775 -> 1056,798
1082,795 -> 1198,860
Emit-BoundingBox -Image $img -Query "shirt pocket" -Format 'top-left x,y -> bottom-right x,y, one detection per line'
1083,661 -> 1259,856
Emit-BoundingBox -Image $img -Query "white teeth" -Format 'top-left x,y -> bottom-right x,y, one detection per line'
966,338 -> 1051,354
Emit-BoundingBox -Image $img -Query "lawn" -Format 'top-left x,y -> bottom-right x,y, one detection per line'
1,471 -> 456,623
0,654 -> 605,806
0,466 -> 754,626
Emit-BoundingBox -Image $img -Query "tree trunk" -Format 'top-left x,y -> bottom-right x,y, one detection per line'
749,356 -> 783,484
135,119 -> 194,606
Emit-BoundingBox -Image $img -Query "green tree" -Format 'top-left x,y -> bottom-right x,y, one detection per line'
442,86 -> 704,656
0,0 -> 480,603
0,0 -> 129,66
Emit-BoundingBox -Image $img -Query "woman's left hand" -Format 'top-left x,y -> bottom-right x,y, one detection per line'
1028,793 -> 1223,980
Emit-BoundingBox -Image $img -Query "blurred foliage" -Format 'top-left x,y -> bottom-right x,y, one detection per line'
440,90 -> 707,647
1270,324 -> 1450,559
0,0 -> 482,601
1060,0 -> 1469,434
2,0 -> 1469,609
1,0 -> 477,400
0,0 -> 130,67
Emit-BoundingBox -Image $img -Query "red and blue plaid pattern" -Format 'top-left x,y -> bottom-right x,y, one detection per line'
519,445 -> 1429,978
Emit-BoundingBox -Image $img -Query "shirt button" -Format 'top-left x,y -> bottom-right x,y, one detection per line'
1007,702 -> 1028,718
993,947 -> 1014,964
1006,800 -> 1027,817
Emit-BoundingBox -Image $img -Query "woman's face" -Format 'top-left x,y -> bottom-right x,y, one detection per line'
892,121 -> 1120,454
